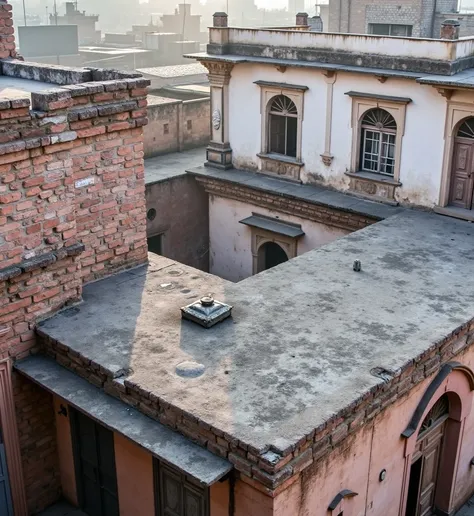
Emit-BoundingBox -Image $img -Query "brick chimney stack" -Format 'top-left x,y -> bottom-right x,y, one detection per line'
440,19 -> 460,40
0,1 -> 20,59
296,12 -> 309,26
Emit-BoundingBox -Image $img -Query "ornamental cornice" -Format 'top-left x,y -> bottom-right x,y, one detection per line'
200,60 -> 234,86
195,176 -> 375,232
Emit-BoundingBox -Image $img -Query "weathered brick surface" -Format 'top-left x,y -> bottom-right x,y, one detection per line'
0,5 -> 150,509
38,317 -> 474,494
12,372 -> 61,513
196,176 -> 379,231
0,2 -> 21,60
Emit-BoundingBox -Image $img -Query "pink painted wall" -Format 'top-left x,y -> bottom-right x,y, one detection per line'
114,433 -> 155,516
235,478 -> 274,516
272,347 -> 474,516
210,480 -> 230,516
53,396 -> 78,506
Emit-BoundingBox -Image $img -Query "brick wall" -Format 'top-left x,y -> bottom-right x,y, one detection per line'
12,372 -> 61,513
0,12 -> 150,507
146,175 -> 209,271
144,96 -> 210,158
0,1 -> 20,59
0,72 -> 150,359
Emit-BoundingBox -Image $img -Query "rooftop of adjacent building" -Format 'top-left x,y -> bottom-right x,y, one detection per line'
0,75 -> 57,100
188,18 -> 474,87
38,155 -> 474,452
138,62 -> 208,78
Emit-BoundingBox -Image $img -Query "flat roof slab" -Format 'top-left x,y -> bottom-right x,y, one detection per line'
0,76 -> 56,100
15,355 -> 231,485
38,212 -> 474,453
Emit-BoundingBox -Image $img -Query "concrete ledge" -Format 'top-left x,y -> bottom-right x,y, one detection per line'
0,243 -> 85,282
1,60 -> 93,85
187,165 -> 404,221
15,355 -> 232,486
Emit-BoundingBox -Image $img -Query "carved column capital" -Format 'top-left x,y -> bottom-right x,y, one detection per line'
200,60 -> 234,86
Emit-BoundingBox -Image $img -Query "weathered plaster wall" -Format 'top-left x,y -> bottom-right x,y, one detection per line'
228,63 -> 446,208
114,434 -> 155,516
271,344 -> 474,516
146,175 -> 210,271
208,195 -> 350,282
144,96 -> 210,158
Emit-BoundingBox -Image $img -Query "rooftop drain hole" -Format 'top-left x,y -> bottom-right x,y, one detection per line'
176,361 -> 206,378
370,367 -> 396,383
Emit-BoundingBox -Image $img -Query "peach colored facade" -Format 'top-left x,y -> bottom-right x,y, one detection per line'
53,394 -> 231,516
49,339 -> 474,516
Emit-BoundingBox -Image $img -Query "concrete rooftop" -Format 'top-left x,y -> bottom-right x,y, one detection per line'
0,76 -> 56,100
38,210 -> 474,453
145,147 -> 206,184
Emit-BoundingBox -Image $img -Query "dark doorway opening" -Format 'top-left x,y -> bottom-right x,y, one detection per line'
0,427 -> 13,516
257,242 -> 289,273
147,234 -> 163,256
71,409 -> 119,516
406,457 -> 423,516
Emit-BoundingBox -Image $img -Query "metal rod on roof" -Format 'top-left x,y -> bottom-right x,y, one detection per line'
22,0 -> 27,26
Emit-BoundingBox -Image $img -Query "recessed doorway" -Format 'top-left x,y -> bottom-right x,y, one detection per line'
257,241 -> 289,273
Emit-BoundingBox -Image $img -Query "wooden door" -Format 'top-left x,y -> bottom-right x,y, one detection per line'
418,422 -> 444,516
450,138 -> 474,209
71,409 -> 119,516
154,459 -> 209,516
0,428 -> 13,516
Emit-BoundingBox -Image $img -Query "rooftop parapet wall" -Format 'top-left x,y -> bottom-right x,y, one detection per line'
0,1 -> 20,60
207,27 -> 474,75
0,63 -> 150,360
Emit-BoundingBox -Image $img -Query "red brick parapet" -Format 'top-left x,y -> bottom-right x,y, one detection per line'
0,1 -> 21,60
0,70 -> 150,360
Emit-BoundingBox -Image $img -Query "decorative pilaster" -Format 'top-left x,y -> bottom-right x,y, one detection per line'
201,60 -> 234,170
321,71 -> 337,167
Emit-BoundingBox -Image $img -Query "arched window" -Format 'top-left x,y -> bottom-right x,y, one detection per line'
457,118 -> 474,139
419,394 -> 449,435
268,95 -> 298,158
257,241 -> 289,273
360,108 -> 397,176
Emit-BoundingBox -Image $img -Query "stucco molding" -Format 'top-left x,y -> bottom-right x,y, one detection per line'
439,100 -> 474,207
401,362 -> 474,439
321,71 -> 337,167
399,361 -> 474,516
195,177 -> 377,232
249,226 -> 299,275
257,81 -> 306,164
349,93 -> 408,196
0,360 -> 28,516
328,489 -> 358,511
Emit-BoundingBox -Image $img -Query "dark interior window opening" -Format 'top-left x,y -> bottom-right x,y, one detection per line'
257,241 -> 289,273
147,234 -> 163,256
268,95 -> 298,158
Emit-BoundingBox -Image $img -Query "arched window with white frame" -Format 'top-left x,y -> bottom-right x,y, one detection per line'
360,108 -> 397,176
268,95 -> 298,158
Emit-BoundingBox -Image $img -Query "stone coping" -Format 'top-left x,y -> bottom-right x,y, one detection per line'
0,243 -> 85,282
186,165 -> 404,221
15,355 -> 232,486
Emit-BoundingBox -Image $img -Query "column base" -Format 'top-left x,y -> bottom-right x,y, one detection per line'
205,144 -> 233,170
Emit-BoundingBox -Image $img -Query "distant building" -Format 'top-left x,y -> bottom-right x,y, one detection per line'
160,4 -> 203,42
288,0 -> 305,14
328,0 -> 474,37
50,1 -> 100,44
